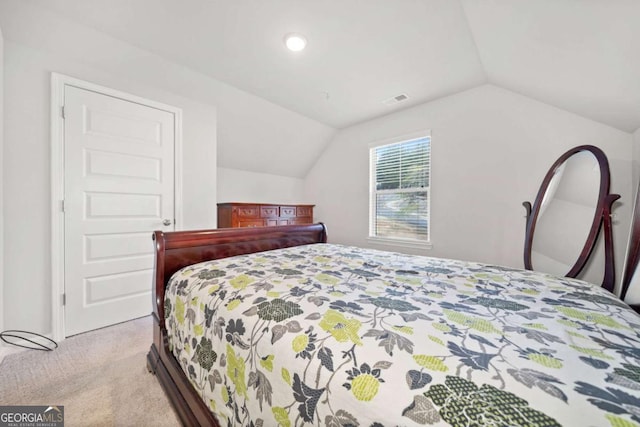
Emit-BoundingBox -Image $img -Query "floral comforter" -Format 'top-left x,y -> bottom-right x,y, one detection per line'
164,243 -> 640,427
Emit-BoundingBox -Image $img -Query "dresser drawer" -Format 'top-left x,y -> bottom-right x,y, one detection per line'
260,206 -> 279,218
296,206 -> 312,217
280,206 -> 296,217
267,219 -> 290,226
218,203 -> 314,229
236,206 -> 259,218
289,217 -> 311,225
238,219 -> 265,228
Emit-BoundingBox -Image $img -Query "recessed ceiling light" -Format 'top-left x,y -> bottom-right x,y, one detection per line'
284,33 -> 307,52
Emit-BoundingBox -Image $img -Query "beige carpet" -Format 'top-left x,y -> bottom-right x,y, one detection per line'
0,316 -> 180,426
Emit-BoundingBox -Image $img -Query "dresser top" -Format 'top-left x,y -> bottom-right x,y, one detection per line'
217,202 -> 315,207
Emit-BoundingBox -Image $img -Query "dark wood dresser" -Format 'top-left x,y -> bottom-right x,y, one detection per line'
217,202 -> 314,228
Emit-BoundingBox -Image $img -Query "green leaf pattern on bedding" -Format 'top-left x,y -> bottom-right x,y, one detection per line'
165,243 -> 640,426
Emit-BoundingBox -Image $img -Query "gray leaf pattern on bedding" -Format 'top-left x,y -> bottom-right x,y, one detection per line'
165,243 -> 640,427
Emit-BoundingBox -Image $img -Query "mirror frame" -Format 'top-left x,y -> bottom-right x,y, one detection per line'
523,145 -> 619,291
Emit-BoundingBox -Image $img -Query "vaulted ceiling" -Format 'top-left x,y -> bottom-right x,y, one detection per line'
23,0 -> 640,133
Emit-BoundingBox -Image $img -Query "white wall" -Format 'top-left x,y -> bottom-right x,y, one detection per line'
0,1 -> 335,337
2,41 -> 218,336
305,84 -> 633,288
624,128 -> 640,304
0,24 -> 4,337
218,168 -> 306,206
633,128 -> 640,188
0,1 -> 335,179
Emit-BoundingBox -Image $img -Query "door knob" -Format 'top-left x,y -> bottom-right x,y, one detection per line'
163,219 -> 172,226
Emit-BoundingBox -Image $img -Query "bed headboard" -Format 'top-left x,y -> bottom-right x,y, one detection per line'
152,223 -> 328,328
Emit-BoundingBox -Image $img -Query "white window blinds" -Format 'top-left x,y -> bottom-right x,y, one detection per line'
370,135 -> 431,242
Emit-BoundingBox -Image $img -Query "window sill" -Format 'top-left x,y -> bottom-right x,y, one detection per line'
367,236 -> 433,251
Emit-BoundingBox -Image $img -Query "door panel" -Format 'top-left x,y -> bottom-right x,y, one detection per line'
84,270 -> 152,305
84,192 -> 162,218
64,85 -> 175,336
84,232 -> 154,261
85,107 -> 162,145
85,149 -> 161,181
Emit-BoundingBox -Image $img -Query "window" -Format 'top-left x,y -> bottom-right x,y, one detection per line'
369,133 -> 431,246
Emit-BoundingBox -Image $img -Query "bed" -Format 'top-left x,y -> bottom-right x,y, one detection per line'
147,224 -> 640,427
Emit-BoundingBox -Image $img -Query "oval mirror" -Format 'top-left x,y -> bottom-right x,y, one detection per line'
524,145 -> 613,281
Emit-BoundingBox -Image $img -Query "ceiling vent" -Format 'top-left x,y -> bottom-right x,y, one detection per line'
383,93 -> 409,106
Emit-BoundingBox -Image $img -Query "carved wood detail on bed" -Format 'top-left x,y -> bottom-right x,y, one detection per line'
147,223 -> 328,426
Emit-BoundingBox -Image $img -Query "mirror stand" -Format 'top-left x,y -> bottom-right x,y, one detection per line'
523,195 -> 619,292
523,145 -> 619,293
601,194 -> 621,292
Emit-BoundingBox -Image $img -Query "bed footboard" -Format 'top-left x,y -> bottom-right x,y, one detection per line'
147,223 -> 327,426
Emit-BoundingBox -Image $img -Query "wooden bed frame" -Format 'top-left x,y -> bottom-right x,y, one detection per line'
146,223 -> 328,426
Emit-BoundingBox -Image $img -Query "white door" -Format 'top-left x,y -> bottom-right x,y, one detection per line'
64,85 -> 175,336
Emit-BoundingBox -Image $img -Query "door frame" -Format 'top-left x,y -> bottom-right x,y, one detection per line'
50,73 -> 183,341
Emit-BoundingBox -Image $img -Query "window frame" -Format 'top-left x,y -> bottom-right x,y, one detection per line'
368,130 -> 432,250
